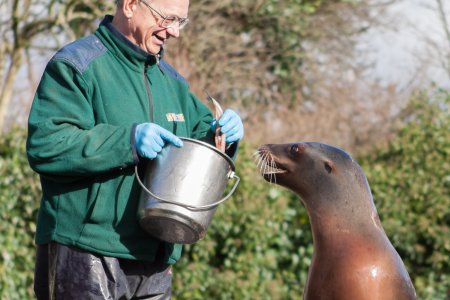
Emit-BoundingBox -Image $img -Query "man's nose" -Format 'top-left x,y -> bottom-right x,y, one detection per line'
166,24 -> 180,38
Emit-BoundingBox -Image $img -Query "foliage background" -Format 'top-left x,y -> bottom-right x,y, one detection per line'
0,89 -> 448,299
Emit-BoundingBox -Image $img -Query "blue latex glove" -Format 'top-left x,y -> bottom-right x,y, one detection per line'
135,123 -> 183,159
215,109 -> 244,143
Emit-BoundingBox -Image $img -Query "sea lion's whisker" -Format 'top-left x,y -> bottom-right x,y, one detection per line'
252,151 -> 261,163
272,158 -> 279,184
255,151 -> 266,170
252,151 -> 261,158
258,154 -> 267,170
262,155 -> 269,178
256,154 -> 263,172
254,156 -> 260,168
261,153 -> 270,174
271,159 -> 278,184
261,154 -> 268,175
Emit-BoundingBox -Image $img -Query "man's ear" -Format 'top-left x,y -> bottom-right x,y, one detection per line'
123,0 -> 138,18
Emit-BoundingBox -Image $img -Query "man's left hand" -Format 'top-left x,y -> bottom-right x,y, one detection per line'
216,109 -> 244,143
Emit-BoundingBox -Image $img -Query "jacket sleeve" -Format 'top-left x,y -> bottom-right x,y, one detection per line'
26,60 -> 136,182
187,91 -> 215,143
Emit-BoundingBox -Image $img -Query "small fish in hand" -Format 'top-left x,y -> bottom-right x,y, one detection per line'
205,91 -> 226,152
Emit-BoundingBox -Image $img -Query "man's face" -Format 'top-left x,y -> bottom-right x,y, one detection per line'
129,0 -> 189,54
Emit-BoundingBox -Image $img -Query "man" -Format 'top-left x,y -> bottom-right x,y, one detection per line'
26,0 -> 244,298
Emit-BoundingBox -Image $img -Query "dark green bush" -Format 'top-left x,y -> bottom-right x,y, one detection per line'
359,89 -> 449,300
0,89 -> 448,299
0,128 -> 40,299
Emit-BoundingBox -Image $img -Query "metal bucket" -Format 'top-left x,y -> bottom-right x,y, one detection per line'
136,137 -> 240,244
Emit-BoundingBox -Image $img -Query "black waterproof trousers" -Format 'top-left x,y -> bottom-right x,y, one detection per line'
34,242 -> 172,300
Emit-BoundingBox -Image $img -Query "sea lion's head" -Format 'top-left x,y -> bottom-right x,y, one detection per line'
256,142 -> 372,209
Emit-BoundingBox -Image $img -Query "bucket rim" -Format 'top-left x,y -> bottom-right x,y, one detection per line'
179,137 -> 235,171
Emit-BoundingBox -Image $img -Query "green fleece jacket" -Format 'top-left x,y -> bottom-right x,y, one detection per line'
26,16 -> 223,263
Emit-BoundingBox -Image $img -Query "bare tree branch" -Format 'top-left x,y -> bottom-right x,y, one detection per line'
0,0 -> 114,132
435,0 -> 450,76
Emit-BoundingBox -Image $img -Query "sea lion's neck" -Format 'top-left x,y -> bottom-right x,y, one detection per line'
304,196 -> 386,248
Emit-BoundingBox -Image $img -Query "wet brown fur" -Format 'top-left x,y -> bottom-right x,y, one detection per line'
257,142 -> 416,300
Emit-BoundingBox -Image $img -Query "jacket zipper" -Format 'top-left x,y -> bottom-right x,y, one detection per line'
143,61 -> 153,122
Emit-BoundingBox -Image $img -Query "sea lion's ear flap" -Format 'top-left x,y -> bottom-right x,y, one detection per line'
324,160 -> 334,174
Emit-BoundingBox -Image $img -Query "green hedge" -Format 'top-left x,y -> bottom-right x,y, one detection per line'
359,89 -> 449,299
0,128 -> 40,299
0,89 -> 448,299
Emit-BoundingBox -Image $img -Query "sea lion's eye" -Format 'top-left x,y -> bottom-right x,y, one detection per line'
290,145 -> 299,154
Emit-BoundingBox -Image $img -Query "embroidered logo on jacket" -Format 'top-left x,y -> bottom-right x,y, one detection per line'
166,113 -> 185,122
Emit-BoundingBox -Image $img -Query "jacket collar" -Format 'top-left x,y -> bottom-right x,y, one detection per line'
98,15 -> 164,67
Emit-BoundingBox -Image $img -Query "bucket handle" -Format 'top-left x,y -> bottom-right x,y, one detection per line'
135,166 -> 240,211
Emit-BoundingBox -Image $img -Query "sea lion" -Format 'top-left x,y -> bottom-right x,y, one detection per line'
257,142 -> 417,300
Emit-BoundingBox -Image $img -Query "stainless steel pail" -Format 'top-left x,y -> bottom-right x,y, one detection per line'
136,137 -> 240,244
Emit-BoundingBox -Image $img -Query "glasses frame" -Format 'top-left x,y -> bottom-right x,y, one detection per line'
139,0 -> 189,29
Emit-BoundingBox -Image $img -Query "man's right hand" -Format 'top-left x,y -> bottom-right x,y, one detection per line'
135,123 -> 183,159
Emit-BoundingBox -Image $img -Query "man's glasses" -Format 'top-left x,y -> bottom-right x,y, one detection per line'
140,0 -> 189,30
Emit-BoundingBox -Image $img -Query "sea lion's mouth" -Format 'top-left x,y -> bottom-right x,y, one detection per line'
254,149 -> 287,183
261,165 -> 287,175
